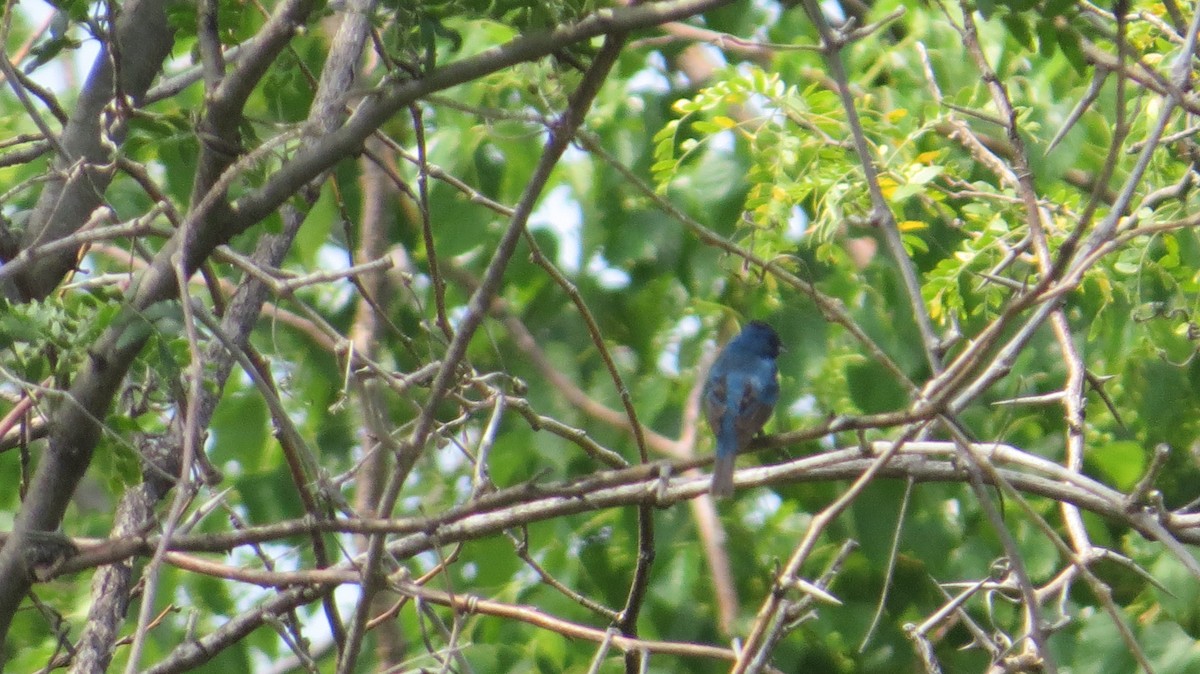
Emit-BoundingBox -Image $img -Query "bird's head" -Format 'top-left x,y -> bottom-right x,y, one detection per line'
737,321 -> 782,359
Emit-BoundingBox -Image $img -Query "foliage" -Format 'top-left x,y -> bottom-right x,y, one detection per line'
2,0 -> 1200,672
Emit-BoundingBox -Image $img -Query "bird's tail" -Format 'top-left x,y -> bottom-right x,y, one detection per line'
710,449 -> 736,498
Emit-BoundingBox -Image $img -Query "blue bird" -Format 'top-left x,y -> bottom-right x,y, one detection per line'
703,321 -> 781,498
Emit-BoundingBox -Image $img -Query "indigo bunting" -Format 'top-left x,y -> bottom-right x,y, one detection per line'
703,321 -> 781,498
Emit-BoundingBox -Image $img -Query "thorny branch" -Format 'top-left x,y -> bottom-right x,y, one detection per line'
2,1 -> 1200,673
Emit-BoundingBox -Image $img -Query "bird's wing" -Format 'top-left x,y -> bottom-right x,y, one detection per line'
733,374 -> 775,446
703,375 -> 728,432
757,359 -> 780,407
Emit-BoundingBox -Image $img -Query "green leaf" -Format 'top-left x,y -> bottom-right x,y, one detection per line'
1160,234 -> 1180,269
1057,28 -> 1088,75
1002,14 -> 1035,50
1088,440 -> 1146,490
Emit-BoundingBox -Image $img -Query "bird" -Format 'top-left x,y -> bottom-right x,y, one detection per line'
703,320 -> 781,498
